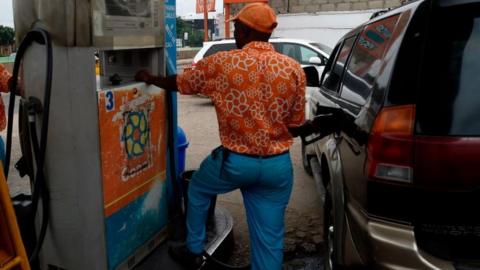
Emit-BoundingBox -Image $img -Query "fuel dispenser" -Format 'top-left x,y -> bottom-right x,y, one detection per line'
6,1 -> 233,270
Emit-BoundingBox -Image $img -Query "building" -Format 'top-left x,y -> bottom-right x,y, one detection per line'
180,13 -> 217,40
232,0 -> 403,14
0,44 -> 14,57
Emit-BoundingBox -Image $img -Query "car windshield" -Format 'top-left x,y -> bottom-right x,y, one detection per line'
309,43 -> 332,54
416,5 -> 480,136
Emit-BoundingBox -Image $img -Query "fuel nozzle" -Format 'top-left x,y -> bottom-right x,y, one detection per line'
109,73 -> 123,85
25,97 -> 43,122
289,109 -> 346,146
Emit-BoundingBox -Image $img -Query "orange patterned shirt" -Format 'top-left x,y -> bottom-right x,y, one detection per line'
0,64 -> 10,131
177,41 -> 306,156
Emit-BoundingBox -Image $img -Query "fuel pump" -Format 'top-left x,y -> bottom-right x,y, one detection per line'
7,1 -> 234,270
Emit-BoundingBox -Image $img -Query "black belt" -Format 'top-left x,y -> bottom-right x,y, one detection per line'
211,146 -> 289,179
225,149 -> 289,159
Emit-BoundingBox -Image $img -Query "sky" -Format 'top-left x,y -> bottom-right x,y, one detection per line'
0,0 -> 224,28
0,0 -> 14,27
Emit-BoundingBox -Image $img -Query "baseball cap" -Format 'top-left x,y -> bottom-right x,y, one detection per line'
227,3 -> 278,34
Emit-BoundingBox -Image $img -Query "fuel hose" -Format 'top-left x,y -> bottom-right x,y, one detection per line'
7,28 -> 53,264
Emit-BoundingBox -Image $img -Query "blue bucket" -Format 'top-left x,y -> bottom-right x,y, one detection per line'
177,127 -> 189,176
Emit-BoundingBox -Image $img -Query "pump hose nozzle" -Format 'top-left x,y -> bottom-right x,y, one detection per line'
6,27 -> 53,264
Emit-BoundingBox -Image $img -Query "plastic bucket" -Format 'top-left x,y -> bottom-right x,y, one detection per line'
177,127 -> 189,176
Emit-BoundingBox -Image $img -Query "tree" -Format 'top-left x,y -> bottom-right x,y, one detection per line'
176,17 -> 205,47
176,17 -> 189,38
0,26 -> 15,46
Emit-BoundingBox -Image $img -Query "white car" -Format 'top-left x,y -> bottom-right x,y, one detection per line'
193,38 -> 332,77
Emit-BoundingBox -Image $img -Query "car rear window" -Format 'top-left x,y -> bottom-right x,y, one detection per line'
321,36 -> 356,93
204,43 -> 237,57
340,14 -> 400,106
416,5 -> 480,136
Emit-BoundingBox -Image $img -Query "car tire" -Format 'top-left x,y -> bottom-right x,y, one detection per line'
324,183 -> 338,270
301,141 -> 313,176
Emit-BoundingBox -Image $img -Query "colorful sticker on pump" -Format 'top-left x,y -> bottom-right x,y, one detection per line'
98,85 -> 168,270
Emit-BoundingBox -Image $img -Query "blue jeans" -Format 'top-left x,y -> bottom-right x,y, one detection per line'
186,147 -> 293,270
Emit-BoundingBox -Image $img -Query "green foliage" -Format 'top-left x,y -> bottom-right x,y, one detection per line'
0,26 -> 15,46
176,17 -> 188,38
176,17 -> 205,47
189,30 -> 205,47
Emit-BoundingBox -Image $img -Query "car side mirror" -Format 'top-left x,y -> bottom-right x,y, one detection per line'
308,56 -> 323,65
303,66 -> 320,87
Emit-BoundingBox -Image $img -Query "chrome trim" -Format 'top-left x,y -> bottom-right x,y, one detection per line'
347,203 -> 455,270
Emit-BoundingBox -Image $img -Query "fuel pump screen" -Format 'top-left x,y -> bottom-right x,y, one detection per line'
106,0 -> 151,17
92,0 -> 163,49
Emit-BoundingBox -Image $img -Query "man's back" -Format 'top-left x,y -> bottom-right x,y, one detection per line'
177,41 -> 306,156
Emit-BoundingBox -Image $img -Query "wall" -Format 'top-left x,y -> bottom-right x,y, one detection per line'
232,0 -> 404,13
274,10 -> 373,47
226,0 -> 405,46
0,45 -> 14,57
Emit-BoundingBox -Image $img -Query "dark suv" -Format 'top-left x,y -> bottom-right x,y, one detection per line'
304,0 -> 480,269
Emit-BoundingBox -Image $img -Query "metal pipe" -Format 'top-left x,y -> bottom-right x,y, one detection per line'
204,0 -> 209,41
225,4 -> 231,38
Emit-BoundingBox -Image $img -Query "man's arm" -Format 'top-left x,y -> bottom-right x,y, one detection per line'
136,54 -> 217,95
135,70 -> 177,90
287,66 -> 307,137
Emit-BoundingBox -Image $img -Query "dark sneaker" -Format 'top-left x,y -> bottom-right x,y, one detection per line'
169,243 -> 206,269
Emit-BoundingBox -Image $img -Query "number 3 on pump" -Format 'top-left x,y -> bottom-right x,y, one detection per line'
105,91 -> 114,111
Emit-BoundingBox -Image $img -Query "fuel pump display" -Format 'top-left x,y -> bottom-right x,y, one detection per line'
106,0 -> 152,17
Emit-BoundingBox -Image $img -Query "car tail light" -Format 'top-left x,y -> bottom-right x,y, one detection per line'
366,105 -> 415,183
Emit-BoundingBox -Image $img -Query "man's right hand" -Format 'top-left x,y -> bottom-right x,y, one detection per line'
135,70 -> 152,84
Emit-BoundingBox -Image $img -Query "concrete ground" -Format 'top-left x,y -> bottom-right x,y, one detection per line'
178,94 -> 325,268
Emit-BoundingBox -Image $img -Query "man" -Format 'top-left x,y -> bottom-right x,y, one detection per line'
0,64 -> 12,165
0,64 -> 10,131
136,3 -> 307,269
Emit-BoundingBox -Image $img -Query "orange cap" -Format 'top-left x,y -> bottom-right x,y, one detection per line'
227,3 -> 278,34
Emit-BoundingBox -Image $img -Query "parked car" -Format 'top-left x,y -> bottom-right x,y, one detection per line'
192,38 -> 332,78
303,0 -> 480,269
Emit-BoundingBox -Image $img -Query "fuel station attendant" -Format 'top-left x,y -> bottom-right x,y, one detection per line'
136,3 -> 306,269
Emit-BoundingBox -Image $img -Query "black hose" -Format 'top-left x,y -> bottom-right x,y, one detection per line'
7,28 -> 53,264
28,115 -> 50,263
166,90 -> 182,218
